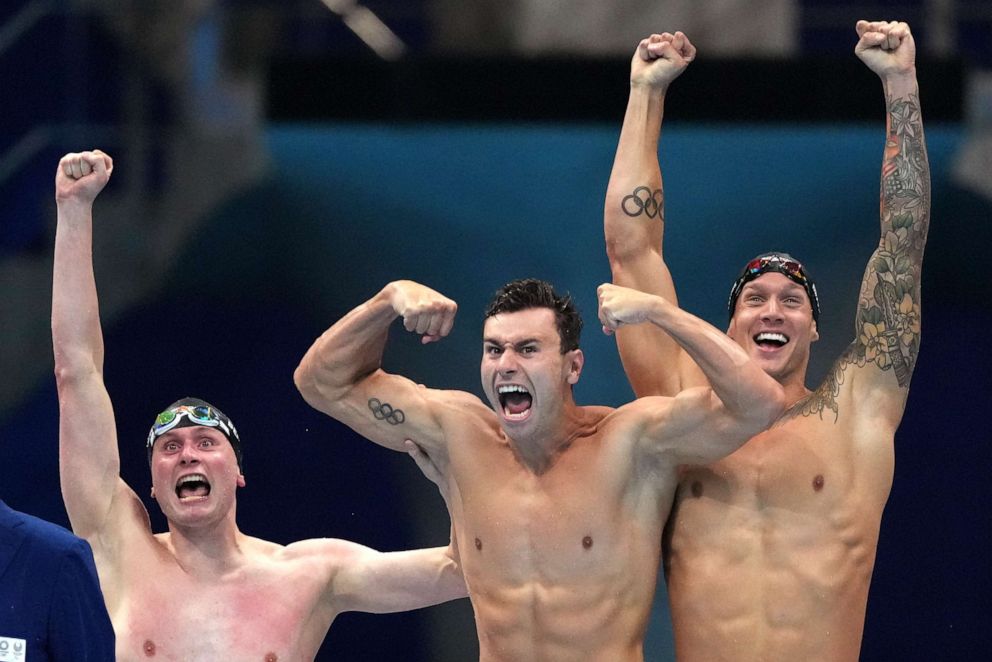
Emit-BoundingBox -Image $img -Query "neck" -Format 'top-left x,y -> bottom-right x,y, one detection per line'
166,513 -> 245,576
505,401 -> 595,474
775,368 -> 812,406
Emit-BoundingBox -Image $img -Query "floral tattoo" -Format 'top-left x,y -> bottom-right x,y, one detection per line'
794,93 -> 929,421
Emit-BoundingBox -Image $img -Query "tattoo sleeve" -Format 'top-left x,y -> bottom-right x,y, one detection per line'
849,91 -> 930,387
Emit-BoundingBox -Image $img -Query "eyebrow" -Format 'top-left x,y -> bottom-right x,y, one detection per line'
744,282 -> 807,296
483,337 -> 542,347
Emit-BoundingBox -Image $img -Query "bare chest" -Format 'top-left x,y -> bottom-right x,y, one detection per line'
448,434 -> 668,589
115,561 -> 329,662
671,413 -> 893,552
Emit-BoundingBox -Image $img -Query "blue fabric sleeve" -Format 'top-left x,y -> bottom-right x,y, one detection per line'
46,539 -> 115,661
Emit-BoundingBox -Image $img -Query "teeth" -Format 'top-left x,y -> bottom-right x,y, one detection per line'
177,474 -> 208,486
756,332 -> 788,343
497,385 -> 530,395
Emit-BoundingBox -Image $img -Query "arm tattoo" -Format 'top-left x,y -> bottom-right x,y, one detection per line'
621,186 -> 663,219
368,398 -> 405,425
843,93 -> 930,389
788,94 -> 930,421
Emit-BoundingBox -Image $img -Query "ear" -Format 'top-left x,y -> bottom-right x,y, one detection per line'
150,486 -> 156,499
237,474 -> 246,488
810,319 -> 819,343
566,349 -> 584,385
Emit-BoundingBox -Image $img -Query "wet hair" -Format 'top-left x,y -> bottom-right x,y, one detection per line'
484,278 -> 582,352
727,252 -> 820,322
146,397 -> 243,473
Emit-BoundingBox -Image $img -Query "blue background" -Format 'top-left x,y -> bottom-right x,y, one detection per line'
2,122 -> 990,660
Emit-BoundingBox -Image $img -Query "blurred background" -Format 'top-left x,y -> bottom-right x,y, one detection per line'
1,1 -> 989,660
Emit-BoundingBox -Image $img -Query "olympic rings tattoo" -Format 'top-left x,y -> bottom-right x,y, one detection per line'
621,186 -> 663,218
368,398 -> 406,425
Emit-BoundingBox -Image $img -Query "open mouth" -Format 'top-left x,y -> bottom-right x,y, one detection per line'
754,331 -> 789,350
497,384 -> 532,420
176,473 -> 211,501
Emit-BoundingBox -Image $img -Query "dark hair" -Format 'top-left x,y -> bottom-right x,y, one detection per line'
484,278 -> 582,352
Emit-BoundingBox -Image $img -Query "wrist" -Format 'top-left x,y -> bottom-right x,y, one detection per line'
630,80 -> 667,98
646,295 -> 672,327
380,282 -> 404,314
55,195 -> 94,209
882,68 -> 918,97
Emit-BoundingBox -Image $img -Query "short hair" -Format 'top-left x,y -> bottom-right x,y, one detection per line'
484,278 -> 582,352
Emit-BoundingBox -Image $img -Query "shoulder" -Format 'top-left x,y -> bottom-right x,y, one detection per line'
277,537 -> 370,566
275,537 -> 378,586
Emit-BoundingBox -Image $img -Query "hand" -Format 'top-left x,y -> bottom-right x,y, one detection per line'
388,280 -> 457,343
854,20 -> 915,79
55,150 -> 113,205
597,283 -> 661,335
630,31 -> 696,91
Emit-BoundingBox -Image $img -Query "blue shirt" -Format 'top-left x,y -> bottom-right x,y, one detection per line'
0,500 -> 115,661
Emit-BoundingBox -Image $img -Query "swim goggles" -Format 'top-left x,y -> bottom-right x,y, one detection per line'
146,405 -> 234,449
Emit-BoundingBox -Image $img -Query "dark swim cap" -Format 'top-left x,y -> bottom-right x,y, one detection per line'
146,397 -> 243,473
727,252 -> 820,322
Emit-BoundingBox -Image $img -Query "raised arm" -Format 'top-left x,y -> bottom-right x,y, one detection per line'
599,283 -> 786,463
52,151 -> 130,541
815,21 -> 929,427
294,280 -> 460,459
604,32 -> 703,397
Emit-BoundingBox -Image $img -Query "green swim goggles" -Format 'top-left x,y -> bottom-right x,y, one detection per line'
146,406 -> 233,449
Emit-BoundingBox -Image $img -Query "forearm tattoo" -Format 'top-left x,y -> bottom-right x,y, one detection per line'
855,93 -> 929,386
621,186 -> 664,219
368,398 -> 405,425
803,93 -> 930,419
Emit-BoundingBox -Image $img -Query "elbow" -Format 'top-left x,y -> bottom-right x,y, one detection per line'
292,360 -> 315,401
293,359 -> 335,410
293,356 -> 357,417
53,349 -> 100,392
440,550 -> 468,600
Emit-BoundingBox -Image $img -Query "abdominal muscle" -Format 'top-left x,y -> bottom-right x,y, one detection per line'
469,574 -> 654,662
665,432 -> 889,662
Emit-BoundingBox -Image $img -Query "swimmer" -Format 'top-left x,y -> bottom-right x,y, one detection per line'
52,150 -> 467,661
603,21 -> 930,660
294,276 -> 787,661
